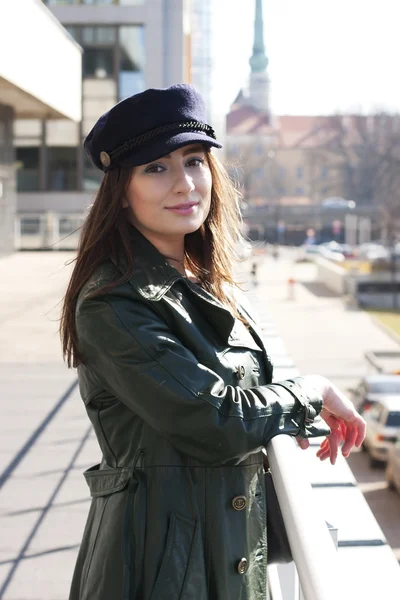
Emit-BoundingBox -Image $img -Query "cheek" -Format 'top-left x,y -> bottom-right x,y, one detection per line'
198,169 -> 212,199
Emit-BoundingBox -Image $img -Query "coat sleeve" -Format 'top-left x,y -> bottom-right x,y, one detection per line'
76,293 -> 327,465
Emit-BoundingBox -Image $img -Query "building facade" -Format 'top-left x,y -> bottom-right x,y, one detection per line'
0,0 -> 82,253
16,0 -> 192,235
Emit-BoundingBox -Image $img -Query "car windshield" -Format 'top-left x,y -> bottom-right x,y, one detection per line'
386,412 -> 400,427
369,381 -> 400,394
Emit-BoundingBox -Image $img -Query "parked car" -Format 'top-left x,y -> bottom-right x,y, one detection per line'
350,374 -> 400,414
356,243 -> 390,263
385,429 -> 400,494
318,241 -> 355,261
362,397 -> 400,467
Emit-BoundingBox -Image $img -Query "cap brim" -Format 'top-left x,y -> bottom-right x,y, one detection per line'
118,131 -> 222,168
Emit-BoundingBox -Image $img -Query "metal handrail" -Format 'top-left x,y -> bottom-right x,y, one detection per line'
266,435 -> 340,600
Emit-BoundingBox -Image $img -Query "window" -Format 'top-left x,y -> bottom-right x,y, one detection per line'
81,27 -> 116,79
47,147 -> 77,191
321,166 -> 328,180
254,144 -> 264,156
278,167 -> 285,179
59,217 -> 82,235
16,148 -> 40,191
45,1 -> 144,5
118,26 -> 146,100
295,187 -> 304,195
20,218 -> 41,235
83,154 -> 103,191
297,166 -> 303,179
386,412 -> 400,427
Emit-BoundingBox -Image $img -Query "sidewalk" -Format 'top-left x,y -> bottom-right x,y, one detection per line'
0,252 -> 99,600
1,250 -> 400,599
249,250 -> 400,393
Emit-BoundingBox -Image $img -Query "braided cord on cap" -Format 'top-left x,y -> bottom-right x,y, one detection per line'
108,120 -> 216,166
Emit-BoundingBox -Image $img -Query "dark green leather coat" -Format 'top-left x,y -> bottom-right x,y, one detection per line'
69,227 -> 325,600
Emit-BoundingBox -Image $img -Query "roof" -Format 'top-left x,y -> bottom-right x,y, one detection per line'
226,103 -> 277,136
226,108 -> 381,149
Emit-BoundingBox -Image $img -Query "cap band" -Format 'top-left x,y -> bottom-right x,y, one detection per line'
103,120 -> 216,168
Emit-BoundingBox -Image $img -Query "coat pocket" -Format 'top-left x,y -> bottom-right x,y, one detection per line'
84,463 -> 133,496
78,465 -> 135,600
150,513 -> 206,600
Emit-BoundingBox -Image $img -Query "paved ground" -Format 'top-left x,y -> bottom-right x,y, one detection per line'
1,249 -> 400,599
0,252 -> 98,600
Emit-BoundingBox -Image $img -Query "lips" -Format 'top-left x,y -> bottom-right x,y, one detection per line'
166,201 -> 199,210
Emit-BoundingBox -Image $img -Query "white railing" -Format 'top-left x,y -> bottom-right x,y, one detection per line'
266,435 -> 338,600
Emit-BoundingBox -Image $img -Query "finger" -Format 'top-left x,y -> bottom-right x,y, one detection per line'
327,427 -> 342,465
316,438 -> 330,457
354,418 -> 367,447
296,438 -> 310,450
342,425 -> 358,457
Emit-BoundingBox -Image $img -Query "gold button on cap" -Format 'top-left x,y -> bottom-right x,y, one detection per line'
237,557 -> 248,575
100,151 -> 111,168
232,495 -> 247,511
236,365 -> 246,380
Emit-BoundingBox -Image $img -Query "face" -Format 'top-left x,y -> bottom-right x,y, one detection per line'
123,144 -> 212,246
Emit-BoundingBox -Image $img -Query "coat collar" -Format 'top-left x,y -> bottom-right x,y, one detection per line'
111,226 -> 184,301
109,227 -> 270,365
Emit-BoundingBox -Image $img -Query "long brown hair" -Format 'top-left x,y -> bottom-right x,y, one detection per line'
60,150 -> 246,368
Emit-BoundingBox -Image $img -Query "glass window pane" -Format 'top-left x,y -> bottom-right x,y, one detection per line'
47,147 -> 77,191
84,48 -> 114,78
81,0 -> 115,5
118,25 -> 145,100
21,218 -> 41,235
83,154 -> 103,191
45,1 -> 76,5
119,0 -> 145,4
16,148 -> 40,191
65,26 -> 80,42
82,26 -> 116,46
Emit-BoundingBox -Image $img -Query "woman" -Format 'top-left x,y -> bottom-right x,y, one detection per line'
61,84 -> 365,600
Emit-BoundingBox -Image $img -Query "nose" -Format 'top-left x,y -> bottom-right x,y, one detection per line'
172,167 -> 195,195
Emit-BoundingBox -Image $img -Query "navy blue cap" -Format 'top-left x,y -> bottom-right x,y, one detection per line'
83,83 -> 222,171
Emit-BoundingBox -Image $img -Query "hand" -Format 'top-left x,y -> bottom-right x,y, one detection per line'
297,375 -> 366,465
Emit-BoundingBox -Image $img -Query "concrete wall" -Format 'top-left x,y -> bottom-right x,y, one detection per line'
0,105 -> 16,255
315,256 -> 348,295
18,191 -> 93,214
0,0 -> 82,121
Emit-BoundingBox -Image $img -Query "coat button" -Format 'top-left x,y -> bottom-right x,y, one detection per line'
237,557 -> 248,574
236,365 -> 246,379
232,495 -> 247,511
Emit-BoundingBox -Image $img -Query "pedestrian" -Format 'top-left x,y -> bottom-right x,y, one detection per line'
272,242 -> 279,260
250,260 -> 258,284
60,84 -> 366,600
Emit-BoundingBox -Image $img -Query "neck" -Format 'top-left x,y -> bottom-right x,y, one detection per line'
134,228 -> 186,274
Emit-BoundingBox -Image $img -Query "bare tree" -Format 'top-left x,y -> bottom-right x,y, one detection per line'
307,113 -> 400,240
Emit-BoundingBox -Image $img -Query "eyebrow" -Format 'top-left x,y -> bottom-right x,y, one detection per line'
162,145 -> 206,159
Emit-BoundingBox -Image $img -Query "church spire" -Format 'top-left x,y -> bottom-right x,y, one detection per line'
248,0 -> 270,114
249,0 -> 268,73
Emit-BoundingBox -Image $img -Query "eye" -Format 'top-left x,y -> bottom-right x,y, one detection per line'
186,157 -> 205,167
144,164 -> 165,174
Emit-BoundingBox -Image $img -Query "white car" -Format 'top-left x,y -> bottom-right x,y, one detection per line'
386,429 -> 400,494
363,397 -> 400,467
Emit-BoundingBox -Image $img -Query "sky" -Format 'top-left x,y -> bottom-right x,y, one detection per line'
212,0 -> 400,116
